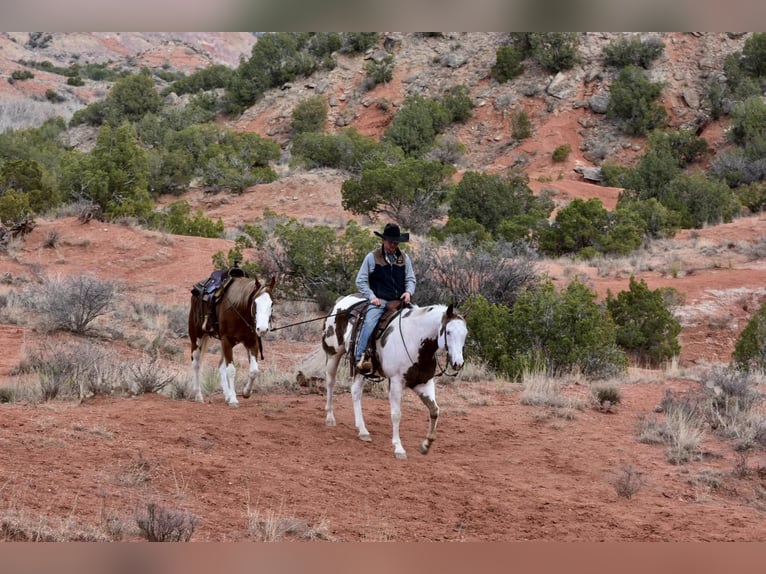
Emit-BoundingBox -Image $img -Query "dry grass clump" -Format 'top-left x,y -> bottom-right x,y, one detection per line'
611,462 -> 646,499
590,380 -> 622,412
520,371 -> 581,410
0,510 -> 113,542
246,501 -> 332,542
135,501 -> 198,542
659,390 -> 707,464
127,353 -> 179,395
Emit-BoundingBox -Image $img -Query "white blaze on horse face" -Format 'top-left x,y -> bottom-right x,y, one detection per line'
254,291 -> 273,336
445,319 -> 468,368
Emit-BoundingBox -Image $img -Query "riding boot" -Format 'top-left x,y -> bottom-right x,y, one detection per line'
356,351 -> 373,375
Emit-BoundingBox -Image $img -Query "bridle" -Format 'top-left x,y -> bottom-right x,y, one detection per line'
434,314 -> 465,377
399,307 -> 465,378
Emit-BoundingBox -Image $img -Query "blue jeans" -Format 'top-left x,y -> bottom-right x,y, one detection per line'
355,300 -> 388,362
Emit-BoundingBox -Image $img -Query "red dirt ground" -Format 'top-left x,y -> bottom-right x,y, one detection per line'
2,194 -> 766,541
3,52 -> 766,541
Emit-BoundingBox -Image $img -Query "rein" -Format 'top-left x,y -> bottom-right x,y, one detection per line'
270,311 -> 342,332
399,307 -> 464,378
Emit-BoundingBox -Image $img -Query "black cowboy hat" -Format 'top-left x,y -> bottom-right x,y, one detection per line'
374,223 -> 409,243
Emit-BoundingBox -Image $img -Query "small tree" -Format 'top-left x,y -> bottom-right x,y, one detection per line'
492,45 -> 524,83
603,35 -> 665,69
732,301 -> 766,372
363,54 -> 394,88
511,109 -> 532,140
382,94 -> 451,157
341,157 -> 454,233
606,276 -> 681,367
528,32 -> 580,73
291,95 -> 328,136
607,66 -> 668,136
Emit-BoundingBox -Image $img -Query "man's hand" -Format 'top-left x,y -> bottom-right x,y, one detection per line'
401,292 -> 411,304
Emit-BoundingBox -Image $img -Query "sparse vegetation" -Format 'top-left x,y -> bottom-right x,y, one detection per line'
135,502 -> 198,542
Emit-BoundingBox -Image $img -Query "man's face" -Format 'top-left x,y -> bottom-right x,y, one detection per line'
383,239 -> 399,254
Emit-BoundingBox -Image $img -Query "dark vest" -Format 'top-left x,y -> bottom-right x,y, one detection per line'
369,247 -> 406,301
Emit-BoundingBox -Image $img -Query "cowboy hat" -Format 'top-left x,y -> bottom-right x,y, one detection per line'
374,223 -> 409,243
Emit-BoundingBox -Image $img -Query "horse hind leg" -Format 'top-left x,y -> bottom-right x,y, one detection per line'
415,379 -> 439,455
190,334 -> 209,403
351,374 -> 371,442
324,350 -> 343,427
389,377 -> 406,459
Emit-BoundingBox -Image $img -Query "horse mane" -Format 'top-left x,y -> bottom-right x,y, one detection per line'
223,277 -> 260,307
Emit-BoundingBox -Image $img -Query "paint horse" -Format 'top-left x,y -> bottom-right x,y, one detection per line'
188,275 -> 275,407
321,294 -> 468,459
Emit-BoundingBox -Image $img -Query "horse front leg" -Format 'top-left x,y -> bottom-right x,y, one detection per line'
389,377 -> 406,459
414,378 -> 440,455
241,349 -> 259,398
351,374 -> 371,442
219,339 -> 239,407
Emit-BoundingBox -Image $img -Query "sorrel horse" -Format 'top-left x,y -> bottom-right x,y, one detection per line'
321,294 -> 468,459
188,276 -> 275,407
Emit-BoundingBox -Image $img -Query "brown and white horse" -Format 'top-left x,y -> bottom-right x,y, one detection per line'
321,294 -> 468,459
188,276 -> 275,407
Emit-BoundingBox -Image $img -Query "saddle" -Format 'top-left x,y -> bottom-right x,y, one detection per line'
191,264 -> 248,335
350,298 -> 406,371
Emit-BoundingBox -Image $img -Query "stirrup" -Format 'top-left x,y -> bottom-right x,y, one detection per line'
356,355 -> 373,374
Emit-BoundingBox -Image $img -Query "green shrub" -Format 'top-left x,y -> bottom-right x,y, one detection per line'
11,69 -> 34,81
292,128 -> 404,173
253,217 -> 378,307
607,66 -> 668,136
740,32 -> 766,78
492,45 -> 524,83
66,76 -> 84,86
734,182 -> 766,213
603,36 -> 665,68
528,32 -> 580,73
363,54 -> 394,88
148,200 -> 224,238
441,84 -> 473,123
733,301 -> 766,371
291,95 -> 328,136
507,279 -> 627,379
552,143 -> 571,162
463,294 -> 515,376
341,157 -> 454,233
728,96 -> 766,148
382,94 -> 451,157
341,32 -> 379,53
449,170 -> 552,237
511,109 -> 532,140
606,276 -> 682,367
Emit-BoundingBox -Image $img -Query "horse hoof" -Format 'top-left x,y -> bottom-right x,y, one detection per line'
419,443 -> 430,455
395,451 -> 408,460
228,402 -> 240,408
358,433 -> 372,442
325,418 -> 336,427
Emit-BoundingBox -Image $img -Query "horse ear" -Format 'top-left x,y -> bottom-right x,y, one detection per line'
447,303 -> 454,316
268,276 -> 276,290
254,277 -> 261,290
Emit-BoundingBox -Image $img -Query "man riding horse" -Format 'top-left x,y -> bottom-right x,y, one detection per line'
354,223 -> 416,375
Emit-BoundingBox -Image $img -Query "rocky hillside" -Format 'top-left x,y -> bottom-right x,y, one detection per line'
0,32 -> 750,172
